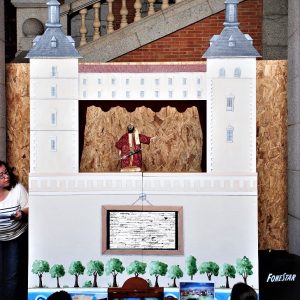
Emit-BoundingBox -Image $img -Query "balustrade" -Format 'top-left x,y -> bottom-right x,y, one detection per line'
79,8 -> 88,46
71,0 -> 179,47
92,2 -> 101,41
120,0 -> 129,28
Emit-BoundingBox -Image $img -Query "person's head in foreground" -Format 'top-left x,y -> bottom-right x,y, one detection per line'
230,282 -> 257,300
47,290 -> 72,300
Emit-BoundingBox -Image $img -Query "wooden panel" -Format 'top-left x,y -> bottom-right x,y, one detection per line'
5,61 -> 288,250
256,60 -> 288,250
80,105 -> 203,172
6,63 -> 30,190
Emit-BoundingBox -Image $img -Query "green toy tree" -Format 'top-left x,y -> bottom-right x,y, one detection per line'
199,261 -> 219,281
148,261 -> 168,287
50,264 -> 65,288
236,256 -> 253,284
68,261 -> 85,288
220,263 -> 236,288
167,265 -> 183,287
31,259 -> 50,288
86,260 -> 104,287
83,280 -> 93,287
127,260 -> 147,277
186,256 -> 197,280
105,258 -> 125,287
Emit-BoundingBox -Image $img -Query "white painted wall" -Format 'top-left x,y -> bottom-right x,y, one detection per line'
30,58 -> 79,173
28,173 -> 258,289
78,72 -> 206,101
28,62 -> 259,293
31,100 -> 77,130
206,58 -> 256,172
30,59 -> 78,78
30,131 -> 78,173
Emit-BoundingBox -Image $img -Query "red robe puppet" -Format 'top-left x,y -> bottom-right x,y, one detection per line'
116,126 -> 151,172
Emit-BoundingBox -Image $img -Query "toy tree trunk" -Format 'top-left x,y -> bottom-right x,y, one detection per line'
172,278 -> 177,287
93,274 -> 98,287
225,276 -> 230,288
56,277 -> 60,288
74,274 -> 79,287
38,274 -> 43,288
113,274 -> 118,287
243,276 -> 247,284
155,276 -> 159,287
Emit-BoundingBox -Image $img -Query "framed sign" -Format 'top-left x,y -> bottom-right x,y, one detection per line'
180,282 -> 215,300
102,205 -> 183,255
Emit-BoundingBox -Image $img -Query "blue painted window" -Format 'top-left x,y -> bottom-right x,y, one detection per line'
219,68 -> 226,78
226,126 -> 234,143
51,66 -> 57,77
51,86 -> 57,97
234,67 -> 241,78
226,96 -> 234,111
50,111 -> 57,125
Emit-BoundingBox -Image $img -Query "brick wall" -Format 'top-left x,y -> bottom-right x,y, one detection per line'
113,0 -> 263,62
112,0 -> 136,30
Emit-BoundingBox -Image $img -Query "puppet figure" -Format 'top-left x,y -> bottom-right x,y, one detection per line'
115,124 -> 152,172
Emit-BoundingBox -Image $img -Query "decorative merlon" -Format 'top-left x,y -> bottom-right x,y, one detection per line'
29,173 -> 257,195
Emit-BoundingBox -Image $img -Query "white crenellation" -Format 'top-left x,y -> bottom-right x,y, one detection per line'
29,173 -> 257,195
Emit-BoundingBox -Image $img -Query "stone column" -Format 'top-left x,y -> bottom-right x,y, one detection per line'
288,0 -> 300,255
0,0 -> 6,161
262,0 -> 288,59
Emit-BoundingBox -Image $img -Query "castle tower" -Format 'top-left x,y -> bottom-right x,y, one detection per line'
203,0 -> 260,173
26,0 -> 81,173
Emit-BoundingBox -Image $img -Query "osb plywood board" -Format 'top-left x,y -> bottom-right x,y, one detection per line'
6,63 -> 30,190
80,106 -> 203,172
256,60 -> 288,250
6,61 -> 288,249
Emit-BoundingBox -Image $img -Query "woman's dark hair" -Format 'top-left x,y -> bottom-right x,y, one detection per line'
47,290 -> 72,300
0,160 -> 18,190
230,282 -> 257,300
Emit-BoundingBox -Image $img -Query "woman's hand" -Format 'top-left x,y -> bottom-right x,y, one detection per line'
13,209 -> 28,221
13,210 -> 23,221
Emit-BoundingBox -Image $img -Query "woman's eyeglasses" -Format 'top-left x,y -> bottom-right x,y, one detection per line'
0,170 -> 9,179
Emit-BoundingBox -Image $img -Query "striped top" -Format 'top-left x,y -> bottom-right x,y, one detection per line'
0,183 -> 29,241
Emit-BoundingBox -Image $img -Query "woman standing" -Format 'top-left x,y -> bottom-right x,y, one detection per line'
0,161 -> 29,300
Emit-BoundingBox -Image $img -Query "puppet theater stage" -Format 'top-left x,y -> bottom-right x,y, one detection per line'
25,0 -> 260,299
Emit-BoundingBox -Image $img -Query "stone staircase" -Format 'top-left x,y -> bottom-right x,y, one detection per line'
78,0 -> 244,62
11,0 -> 245,61
61,0 -> 246,62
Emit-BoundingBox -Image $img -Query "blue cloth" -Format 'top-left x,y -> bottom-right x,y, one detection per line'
0,230 -> 28,300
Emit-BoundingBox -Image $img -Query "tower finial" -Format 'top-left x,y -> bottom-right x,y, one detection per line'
224,0 -> 239,27
46,0 -> 62,28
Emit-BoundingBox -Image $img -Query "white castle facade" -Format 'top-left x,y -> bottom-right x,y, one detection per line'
26,0 -> 259,292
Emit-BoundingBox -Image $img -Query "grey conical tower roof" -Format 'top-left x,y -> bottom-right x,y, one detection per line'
26,0 -> 81,58
203,0 -> 260,58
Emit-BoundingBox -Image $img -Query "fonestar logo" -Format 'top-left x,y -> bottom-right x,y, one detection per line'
266,273 -> 296,282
